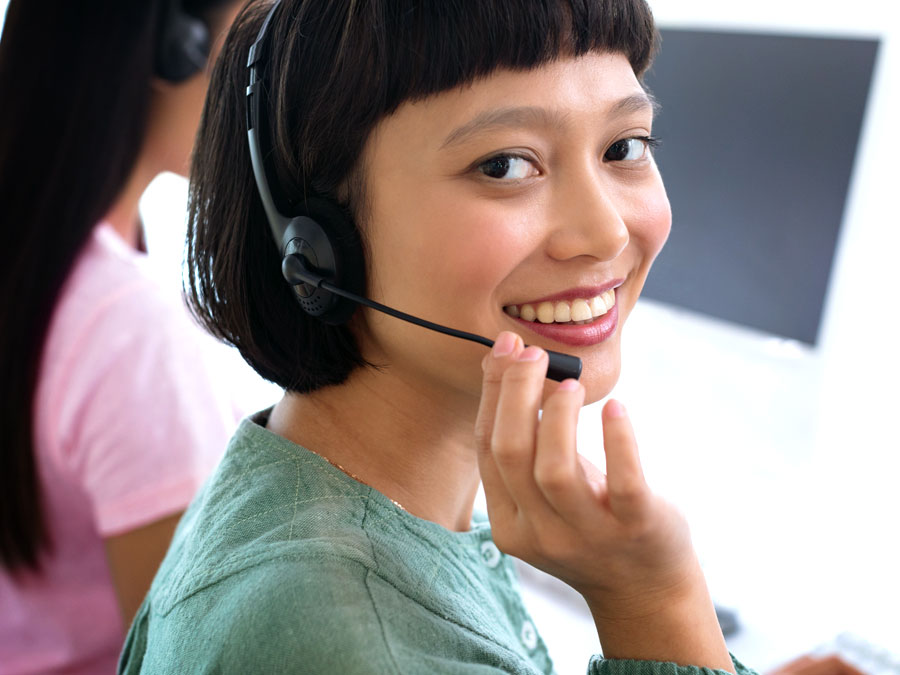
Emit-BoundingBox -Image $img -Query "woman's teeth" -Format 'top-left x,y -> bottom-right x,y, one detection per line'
504,290 -> 616,325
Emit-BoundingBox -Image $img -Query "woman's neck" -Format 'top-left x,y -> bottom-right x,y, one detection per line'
103,158 -> 157,249
267,366 -> 482,532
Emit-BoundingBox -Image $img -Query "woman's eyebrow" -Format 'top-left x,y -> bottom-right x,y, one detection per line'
440,106 -> 568,149
440,92 -> 658,150
610,91 -> 659,118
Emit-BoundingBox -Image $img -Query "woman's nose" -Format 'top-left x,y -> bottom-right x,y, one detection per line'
545,174 -> 629,263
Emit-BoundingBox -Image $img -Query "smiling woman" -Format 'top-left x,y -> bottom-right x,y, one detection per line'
118,1 -> 754,673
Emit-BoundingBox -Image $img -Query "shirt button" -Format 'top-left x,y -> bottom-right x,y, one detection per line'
480,540 -> 502,568
520,620 -> 538,651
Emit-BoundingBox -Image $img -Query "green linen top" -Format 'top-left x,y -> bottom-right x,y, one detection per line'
119,412 -> 754,675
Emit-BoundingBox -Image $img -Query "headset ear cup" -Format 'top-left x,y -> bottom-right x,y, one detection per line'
281,199 -> 365,325
155,4 -> 211,82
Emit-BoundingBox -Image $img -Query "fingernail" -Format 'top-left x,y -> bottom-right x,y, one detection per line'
606,399 -> 626,418
557,379 -> 580,392
493,332 -> 517,357
518,346 -> 543,362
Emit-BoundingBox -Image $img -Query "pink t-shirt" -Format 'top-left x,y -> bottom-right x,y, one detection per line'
0,224 -> 242,674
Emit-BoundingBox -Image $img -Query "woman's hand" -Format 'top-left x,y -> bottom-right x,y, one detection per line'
475,331 -> 733,670
769,655 -> 866,675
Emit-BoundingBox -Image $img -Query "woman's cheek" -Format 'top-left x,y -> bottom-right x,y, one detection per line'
612,186 -> 670,328
626,187 -> 671,278
419,205 -> 534,297
637,176 -> 673,260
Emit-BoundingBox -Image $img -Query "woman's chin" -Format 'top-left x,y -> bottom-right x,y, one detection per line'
580,348 -> 622,405
537,353 -> 620,408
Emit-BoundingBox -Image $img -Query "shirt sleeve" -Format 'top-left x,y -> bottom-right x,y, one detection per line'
588,653 -> 757,675
60,284 -> 241,537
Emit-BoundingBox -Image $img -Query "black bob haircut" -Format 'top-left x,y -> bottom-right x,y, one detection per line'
187,0 -> 658,393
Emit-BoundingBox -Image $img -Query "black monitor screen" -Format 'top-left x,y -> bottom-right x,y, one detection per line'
641,29 -> 879,344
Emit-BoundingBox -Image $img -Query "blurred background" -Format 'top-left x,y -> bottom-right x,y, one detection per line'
2,0 -> 897,671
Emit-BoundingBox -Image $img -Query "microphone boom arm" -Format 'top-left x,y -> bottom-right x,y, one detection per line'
282,254 -> 582,382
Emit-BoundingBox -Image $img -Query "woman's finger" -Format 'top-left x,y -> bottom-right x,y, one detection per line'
533,378 -> 595,520
578,454 -> 608,499
769,655 -> 867,675
489,346 -> 551,513
601,399 -> 648,522
474,332 -> 524,522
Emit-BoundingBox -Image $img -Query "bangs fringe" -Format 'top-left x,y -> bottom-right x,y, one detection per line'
271,0 -> 657,193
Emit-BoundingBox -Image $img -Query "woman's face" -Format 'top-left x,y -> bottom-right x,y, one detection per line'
357,52 -> 671,406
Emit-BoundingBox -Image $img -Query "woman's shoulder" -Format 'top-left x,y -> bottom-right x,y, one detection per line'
47,224 -> 193,358
126,424 -> 397,671
145,417 -> 383,607
122,551 -> 399,674
33,223 -> 238,527
39,223 -> 206,412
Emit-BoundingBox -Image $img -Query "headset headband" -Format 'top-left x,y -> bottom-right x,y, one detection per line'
246,0 -> 291,246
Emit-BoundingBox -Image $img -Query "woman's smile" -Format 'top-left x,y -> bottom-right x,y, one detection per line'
502,282 -> 623,346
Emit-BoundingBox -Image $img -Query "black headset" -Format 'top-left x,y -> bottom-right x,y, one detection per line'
244,0 -> 582,381
245,0 -> 364,325
156,0 -> 212,83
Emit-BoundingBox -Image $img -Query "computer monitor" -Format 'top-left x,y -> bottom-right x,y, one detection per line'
642,28 -> 879,344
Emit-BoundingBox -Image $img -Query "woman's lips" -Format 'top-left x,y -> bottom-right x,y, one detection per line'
504,289 -> 616,324
504,288 -> 621,347
511,300 -> 618,346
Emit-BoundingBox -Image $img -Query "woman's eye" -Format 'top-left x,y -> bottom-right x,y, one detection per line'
477,155 -> 537,180
604,137 -> 657,162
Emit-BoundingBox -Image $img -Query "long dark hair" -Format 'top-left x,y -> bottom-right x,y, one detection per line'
0,0 -> 226,572
187,0 -> 658,394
